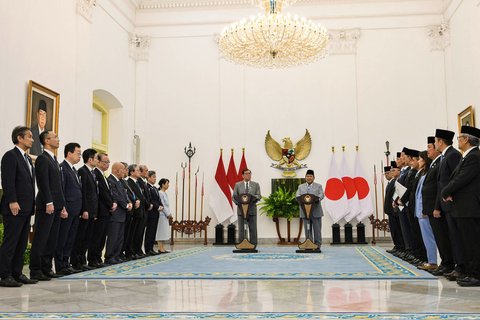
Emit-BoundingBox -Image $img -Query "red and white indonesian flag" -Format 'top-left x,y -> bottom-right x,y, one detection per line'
324,153 -> 349,223
226,150 -> 238,190
208,150 -> 234,223
341,152 -> 362,222
353,152 -> 374,222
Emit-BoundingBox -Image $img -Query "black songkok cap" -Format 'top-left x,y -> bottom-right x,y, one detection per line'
405,149 -> 420,157
402,147 -> 410,154
384,166 -> 391,172
396,152 -> 401,158
435,129 -> 455,141
427,136 -> 435,144
390,161 -> 398,168
38,100 -> 47,112
306,169 -> 315,176
461,126 -> 480,138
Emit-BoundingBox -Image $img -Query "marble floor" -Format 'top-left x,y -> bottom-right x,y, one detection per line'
1,243 -> 480,319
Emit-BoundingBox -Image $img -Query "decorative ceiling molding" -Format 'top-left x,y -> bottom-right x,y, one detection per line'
427,23 -> 450,50
76,0 -> 97,22
328,29 -> 360,55
129,34 -> 151,61
138,0 -> 421,10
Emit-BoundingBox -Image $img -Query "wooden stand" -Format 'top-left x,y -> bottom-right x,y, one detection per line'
273,217 -> 303,244
169,216 -> 211,245
369,215 -> 390,245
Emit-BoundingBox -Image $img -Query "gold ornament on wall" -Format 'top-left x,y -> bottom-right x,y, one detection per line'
265,129 -> 311,177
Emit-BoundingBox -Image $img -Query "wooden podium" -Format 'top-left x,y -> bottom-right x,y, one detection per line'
296,193 -> 321,253
233,193 -> 258,253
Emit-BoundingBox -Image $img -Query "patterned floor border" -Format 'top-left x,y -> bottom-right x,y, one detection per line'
0,312 -> 480,319
62,246 -> 435,280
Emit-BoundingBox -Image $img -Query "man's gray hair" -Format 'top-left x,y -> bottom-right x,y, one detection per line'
464,133 -> 480,147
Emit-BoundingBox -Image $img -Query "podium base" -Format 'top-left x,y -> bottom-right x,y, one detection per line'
297,239 -> 318,250
296,248 -> 321,253
233,249 -> 258,253
235,239 -> 256,251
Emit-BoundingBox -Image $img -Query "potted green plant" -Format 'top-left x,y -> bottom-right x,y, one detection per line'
259,187 -> 301,244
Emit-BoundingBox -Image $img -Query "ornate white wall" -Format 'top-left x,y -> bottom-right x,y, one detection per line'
1,0 -> 479,241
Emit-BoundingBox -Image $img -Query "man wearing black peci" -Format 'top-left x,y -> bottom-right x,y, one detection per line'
432,129 -> 465,279
0,126 -> 38,287
442,126 -> 480,286
422,136 -> 454,275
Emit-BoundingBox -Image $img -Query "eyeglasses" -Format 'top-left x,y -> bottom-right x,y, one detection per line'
100,160 -> 110,164
457,135 -> 466,140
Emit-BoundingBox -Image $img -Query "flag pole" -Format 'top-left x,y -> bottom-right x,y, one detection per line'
373,164 -> 379,242
193,166 -> 200,239
175,171 -> 179,238
380,160 -> 385,237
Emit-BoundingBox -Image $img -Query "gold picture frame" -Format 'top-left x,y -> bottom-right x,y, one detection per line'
26,80 -> 60,156
458,106 -> 475,133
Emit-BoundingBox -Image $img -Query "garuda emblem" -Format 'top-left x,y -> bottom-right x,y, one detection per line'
265,129 -> 312,177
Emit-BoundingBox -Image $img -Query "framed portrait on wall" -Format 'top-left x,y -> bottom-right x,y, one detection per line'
26,80 -> 60,156
457,106 -> 475,133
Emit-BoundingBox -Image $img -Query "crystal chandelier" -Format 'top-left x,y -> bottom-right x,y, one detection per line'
218,0 -> 329,68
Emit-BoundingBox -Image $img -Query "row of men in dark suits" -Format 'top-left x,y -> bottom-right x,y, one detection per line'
384,126 -> 480,286
0,126 -> 165,287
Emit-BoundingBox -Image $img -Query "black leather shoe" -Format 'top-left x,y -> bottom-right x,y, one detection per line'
68,266 -> 82,274
0,276 -> 23,287
56,268 -> 73,276
457,276 -> 480,287
30,271 -> 51,281
43,271 -> 61,278
14,274 -> 38,284
81,264 -> 94,271
431,265 -> 452,276
445,270 -> 466,281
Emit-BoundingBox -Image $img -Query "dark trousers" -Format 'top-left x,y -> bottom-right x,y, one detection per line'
387,213 -> 405,250
0,214 -> 31,278
122,213 -> 134,256
406,207 -> 427,261
105,221 -> 125,261
144,211 -> 159,252
398,208 -> 413,250
71,216 -> 94,267
88,215 -> 110,263
428,214 -> 454,269
30,209 -> 61,274
131,214 -> 145,255
445,210 -> 466,271
55,212 -> 80,271
238,214 -> 257,245
455,218 -> 480,278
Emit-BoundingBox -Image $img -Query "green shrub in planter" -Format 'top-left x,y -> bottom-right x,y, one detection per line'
259,187 -> 299,221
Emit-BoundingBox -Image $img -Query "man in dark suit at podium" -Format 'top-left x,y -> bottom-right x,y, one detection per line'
0,126 -> 38,287
232,169 -> 261,245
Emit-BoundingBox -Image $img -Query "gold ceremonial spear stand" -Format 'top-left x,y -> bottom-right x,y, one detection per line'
296,194 -> 321,253
233,194 -> 258,253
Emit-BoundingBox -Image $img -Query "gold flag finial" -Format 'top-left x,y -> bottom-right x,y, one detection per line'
331,146 -> 335,153
356,145 -> 359,151
242,147 -> 245,152
231,148 -> 234,154
220,148 -> 223,154
342,146 -> 345,152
